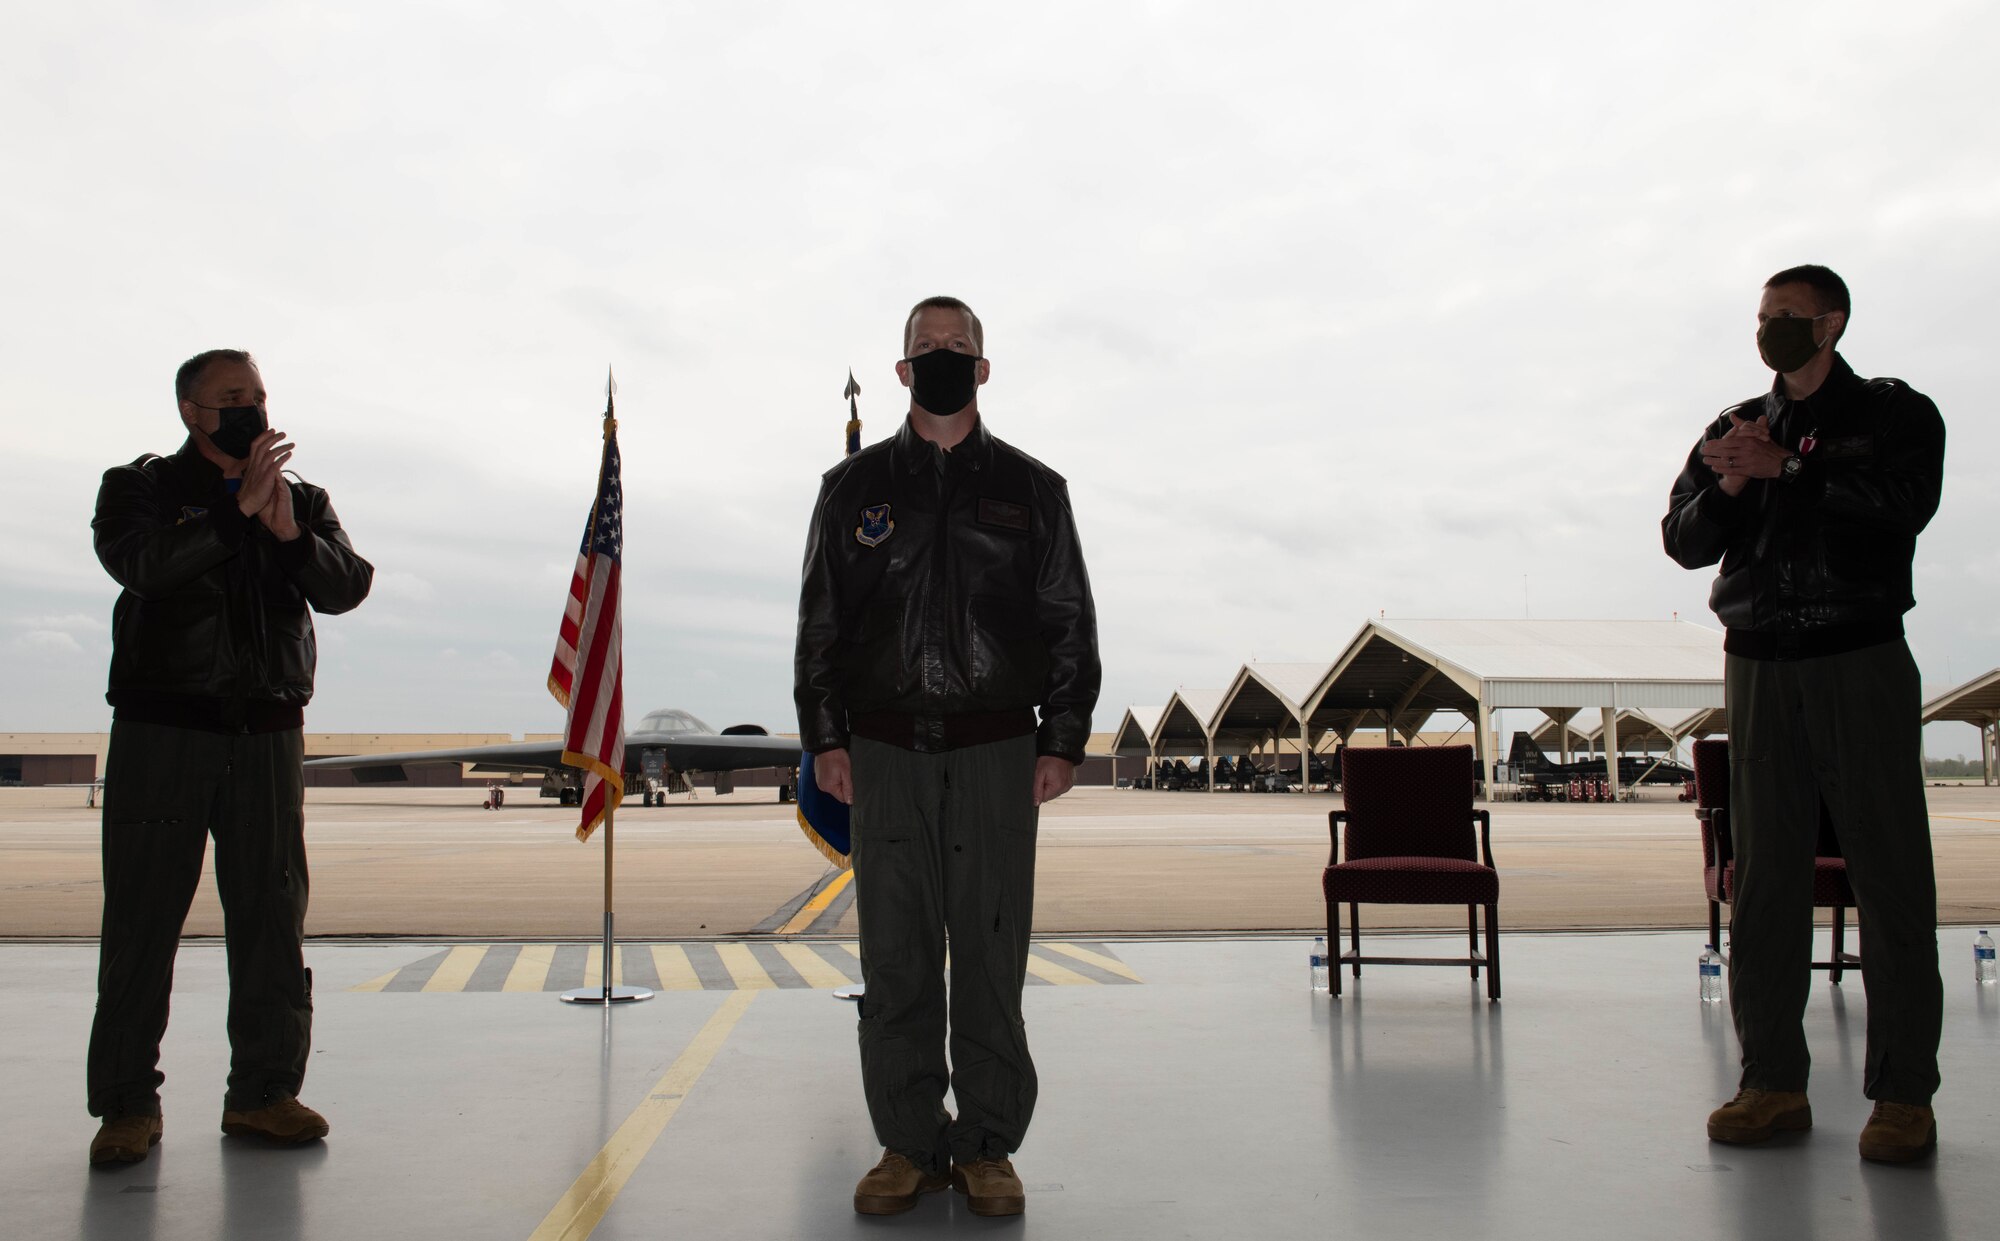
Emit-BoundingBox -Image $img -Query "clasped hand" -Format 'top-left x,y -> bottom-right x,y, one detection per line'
235,429 -> 301,541
1698,413 -> 1789,496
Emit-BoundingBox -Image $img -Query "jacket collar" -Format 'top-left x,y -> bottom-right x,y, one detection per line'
1764,351 -> 1862,418
892,413 -> 994,475
172,436 -> 229,492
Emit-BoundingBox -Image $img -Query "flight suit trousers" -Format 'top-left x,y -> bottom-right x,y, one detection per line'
1725,640 -> 1942,1104
87,720 -> 313,1119
848,734 -> 1039,1174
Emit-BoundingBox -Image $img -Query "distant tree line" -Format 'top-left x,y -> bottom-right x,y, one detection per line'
1923,755 -> 1983,777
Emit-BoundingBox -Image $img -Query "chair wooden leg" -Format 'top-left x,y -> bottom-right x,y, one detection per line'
1831,905 -> 1846,984
1485,903 -> 1501,1000
1708,900 -> 1722,954
1349,903 -> 1362,978
1468,906 -> 1479,979
1328,897 -> 1342,997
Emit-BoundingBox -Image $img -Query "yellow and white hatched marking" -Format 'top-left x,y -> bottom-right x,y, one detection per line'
351,940 -> 1142,992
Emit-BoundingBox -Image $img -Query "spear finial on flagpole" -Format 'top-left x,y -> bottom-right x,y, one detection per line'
605,366 -> 617,434
843,368 -> 862,457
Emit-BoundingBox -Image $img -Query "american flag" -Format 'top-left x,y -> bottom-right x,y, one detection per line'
548,407 -> 625,842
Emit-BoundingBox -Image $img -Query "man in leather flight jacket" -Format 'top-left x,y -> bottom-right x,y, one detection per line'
84,350 -> 373,1167
1664,266 -> 1945,1164
795,297 -> 1099,1217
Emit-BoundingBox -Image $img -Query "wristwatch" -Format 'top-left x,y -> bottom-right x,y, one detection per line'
1779,455 -> 1803,481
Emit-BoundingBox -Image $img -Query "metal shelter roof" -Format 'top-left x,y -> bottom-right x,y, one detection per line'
1212,662 -> 1333,747
1150,689 -> 1225,756
1528,705 -> 1725,751
1305,618 -> 1727,736
1109,706 -> 1165,756
1923,669 -> 2000,726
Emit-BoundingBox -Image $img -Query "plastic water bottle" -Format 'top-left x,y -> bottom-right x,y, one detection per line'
1699,944 -> 1724,1003
1976,931 -> 1997,984
1310,937 -> 1329,991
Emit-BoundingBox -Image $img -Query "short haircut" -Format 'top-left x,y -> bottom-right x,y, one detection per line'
1764,265 -> 1851,319
903,296 -> 983,356
175,349 -> 256,403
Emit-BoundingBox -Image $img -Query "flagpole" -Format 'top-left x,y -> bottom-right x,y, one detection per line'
603,804 -> 615,1002
830,368 -> 866,1002
562,367 -> 650,1006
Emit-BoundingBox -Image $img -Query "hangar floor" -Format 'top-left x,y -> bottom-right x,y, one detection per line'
6,932 -> 1995,1240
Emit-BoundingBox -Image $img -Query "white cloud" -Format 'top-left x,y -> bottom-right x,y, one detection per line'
13,631 -> 85,656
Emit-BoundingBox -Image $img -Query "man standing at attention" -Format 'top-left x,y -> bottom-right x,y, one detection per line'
1663,266 -> 1945,1163
87,350 -> 373,1165
795,296 -> 1100,1216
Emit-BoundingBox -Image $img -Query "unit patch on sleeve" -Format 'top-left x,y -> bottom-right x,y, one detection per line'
855,503 -> 895,548
977,497 -> 1030,533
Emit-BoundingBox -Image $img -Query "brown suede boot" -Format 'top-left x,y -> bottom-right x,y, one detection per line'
1859,1102 -> 1937,1163
853,1149 -> 948,1215
1707,1088 -> 1812,1144
220,1096 -> 329,1144
952,1157 -> 1026,1217
89,1114 -> 162,1167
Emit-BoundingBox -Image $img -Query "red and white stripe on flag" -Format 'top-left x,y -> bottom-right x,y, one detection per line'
547,419 -> 625,841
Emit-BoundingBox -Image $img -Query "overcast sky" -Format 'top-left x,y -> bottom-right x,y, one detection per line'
6,2 -> 1997,755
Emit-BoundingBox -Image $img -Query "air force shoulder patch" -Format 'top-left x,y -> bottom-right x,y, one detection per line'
854,503 -> 895,548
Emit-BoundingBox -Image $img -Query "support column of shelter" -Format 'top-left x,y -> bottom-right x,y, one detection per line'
1476,693 -> 1494,800
1601,705 -> 1622,802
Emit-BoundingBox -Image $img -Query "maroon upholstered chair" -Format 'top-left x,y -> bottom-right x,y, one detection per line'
1322,744 -> 1500,1000
1693,738 -> 1860,983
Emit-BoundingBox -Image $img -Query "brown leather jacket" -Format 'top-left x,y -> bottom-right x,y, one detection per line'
1663,354 -> 1943,654
95,440 -> 373,723
794,417 -> 1099,763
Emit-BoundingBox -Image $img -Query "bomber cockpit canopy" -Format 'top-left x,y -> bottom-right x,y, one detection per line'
635,709 -> 713,736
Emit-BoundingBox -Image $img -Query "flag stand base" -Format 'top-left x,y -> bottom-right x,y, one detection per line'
557,909 -> 651,1004
561,985 -> 654,1004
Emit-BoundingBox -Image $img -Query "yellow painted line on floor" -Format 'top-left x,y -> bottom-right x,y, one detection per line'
526,991 -> 756,1241
778,868 -> 855,935
1023,953 -> 1096,987
350,969 -> 399,993
715,942 -> 777,990
775,942 -> 852,988
1934,814 -> 2000,824
1040,941 -> 1143,982
505,945 -> 557,993
422,945 -> 489,993
581,945 -> 624,989
650,945 -> 702,991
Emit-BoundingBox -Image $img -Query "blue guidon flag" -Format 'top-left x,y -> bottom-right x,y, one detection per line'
795,373 -> 861,868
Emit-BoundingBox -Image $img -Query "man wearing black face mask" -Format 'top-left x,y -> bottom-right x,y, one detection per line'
84,349 -> 373,1166
1664,266 -> 1946,1164
796,296 -> 1099,1216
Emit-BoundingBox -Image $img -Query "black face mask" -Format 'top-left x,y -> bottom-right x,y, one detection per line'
190,403 -> 268,459
1756,314 -> 1828,374
903,349 -> 981,416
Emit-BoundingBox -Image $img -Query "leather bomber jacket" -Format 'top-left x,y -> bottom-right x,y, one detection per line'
1662,354 -> 1944,640
794,416 -> 1101,763
94,440 -> 374,718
